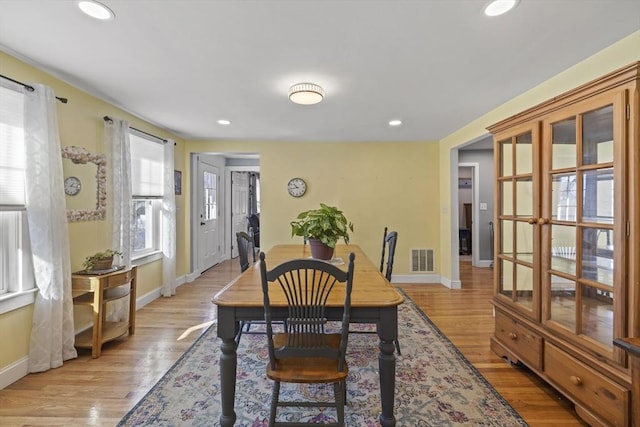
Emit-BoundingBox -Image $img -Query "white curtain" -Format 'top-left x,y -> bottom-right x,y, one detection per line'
162,139 -> 177,296
105,118 -> 132,321
25,84 -> 77,372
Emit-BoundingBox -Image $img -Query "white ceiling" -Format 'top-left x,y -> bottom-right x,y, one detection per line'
1,1 -> 638,143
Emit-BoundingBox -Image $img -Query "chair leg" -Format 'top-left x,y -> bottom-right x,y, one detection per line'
269,381 -> 280,427
334,381 -> 345,426
235,322 -> 243,344
235,321 -> 254,344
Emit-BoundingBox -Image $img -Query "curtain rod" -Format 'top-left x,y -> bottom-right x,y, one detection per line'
0,73 -> 68,104
103,115 -> 170,144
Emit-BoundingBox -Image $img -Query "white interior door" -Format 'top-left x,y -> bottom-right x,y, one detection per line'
197,160 -> 221,272
231,171 -> 249,258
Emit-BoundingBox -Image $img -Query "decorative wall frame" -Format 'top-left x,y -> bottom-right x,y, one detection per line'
61,146 -> 107,221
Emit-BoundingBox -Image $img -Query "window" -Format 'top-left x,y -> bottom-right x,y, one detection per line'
0,83 -> 35,312
130,131 -> 164,259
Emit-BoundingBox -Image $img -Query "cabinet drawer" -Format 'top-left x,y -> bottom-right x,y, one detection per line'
545,342 -> 629,426
494,310 -> 542,370
107,269 -> 133,287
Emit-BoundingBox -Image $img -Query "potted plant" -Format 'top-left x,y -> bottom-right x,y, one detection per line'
82,249 -> 123,271
290,203 -> 354,260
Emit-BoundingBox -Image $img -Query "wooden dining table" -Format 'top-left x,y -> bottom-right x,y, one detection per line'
212,244 -> 404,427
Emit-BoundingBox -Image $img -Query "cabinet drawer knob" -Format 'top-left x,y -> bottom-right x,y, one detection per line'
569,375 -> 582,386
509,332 -> 518,340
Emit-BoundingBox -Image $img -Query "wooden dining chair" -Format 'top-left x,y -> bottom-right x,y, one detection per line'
236,231 -> 256,273
367,227 -> 402,355
259,251 -> 356,427
380,227 -> 398,281
235,231 -> 256,342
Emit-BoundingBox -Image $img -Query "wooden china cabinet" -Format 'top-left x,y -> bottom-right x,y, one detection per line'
488,62 -> 639,426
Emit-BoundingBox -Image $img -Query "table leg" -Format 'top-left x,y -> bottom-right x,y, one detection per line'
218,307 -> 238,427
378,307 -> 397,427
220,337 -> 237,426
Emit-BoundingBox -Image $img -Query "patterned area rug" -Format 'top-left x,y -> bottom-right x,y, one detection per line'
119,291 -> 527,426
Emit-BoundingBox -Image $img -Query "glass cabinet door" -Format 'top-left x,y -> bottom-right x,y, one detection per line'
494,124 -> 540,320
541,92 -> 625,361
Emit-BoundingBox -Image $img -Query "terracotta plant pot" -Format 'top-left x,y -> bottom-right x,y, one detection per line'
308,239 -> 334,260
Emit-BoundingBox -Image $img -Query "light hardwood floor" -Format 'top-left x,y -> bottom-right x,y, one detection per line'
0,259 -> 586,426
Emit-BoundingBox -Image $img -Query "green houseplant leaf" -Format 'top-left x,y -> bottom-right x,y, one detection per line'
82,249 -> 123,271
290,203 -> 354,248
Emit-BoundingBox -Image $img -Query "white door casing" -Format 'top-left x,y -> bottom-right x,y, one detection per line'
231,171 -> 250,258
196,156 -> 223,273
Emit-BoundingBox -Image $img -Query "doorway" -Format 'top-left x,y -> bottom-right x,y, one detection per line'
192,154 -> 225,274
450,134 -> 495,285
191,154 -> 260,276
225,165 -> 260,260
230,171 -> 250,258
457,163 -> 479,266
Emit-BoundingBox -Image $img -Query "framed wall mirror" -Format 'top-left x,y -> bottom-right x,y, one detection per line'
61,146 -> 107,221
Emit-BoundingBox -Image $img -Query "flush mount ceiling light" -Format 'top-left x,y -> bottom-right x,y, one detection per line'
77,0 -> 115,20
483,0 -> 519,17
388,119 -> 403,127
288,83 -> 324,105
217,119 -> 231,125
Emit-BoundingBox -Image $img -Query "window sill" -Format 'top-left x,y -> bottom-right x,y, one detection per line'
132,250 -> 163,267
0,288 -> 38,315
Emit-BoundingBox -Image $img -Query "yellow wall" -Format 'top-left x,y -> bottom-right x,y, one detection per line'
0,51 -> 186,368
437,31 -> 640,283
187,141 -> 440,269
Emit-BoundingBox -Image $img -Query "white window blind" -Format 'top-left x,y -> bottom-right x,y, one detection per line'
130,132 -> 164,197
0,85 -> 25,206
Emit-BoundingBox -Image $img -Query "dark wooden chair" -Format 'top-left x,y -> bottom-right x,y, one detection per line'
259,251 -> 356,427
380,227 -> 398,281
381,228 -> 401,354
235,231 -> 256,342
248,213 -> 260,248
236,231 -> 256,273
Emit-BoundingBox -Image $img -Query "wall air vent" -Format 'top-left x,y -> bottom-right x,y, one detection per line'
411,249 -> 434,273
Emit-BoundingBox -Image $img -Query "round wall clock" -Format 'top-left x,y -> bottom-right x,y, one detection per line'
64,176 -> 82,196
287,177 -> 307,197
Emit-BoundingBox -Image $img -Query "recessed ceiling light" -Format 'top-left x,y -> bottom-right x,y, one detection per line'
388,119 -> 403,127
483,0 -> 519,17
77,0 -> 115,20
217,119 -> 231,125
289,83 -> 324,105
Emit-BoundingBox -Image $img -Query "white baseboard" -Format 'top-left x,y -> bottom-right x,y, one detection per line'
136,287 -> 161,310
475,260 -> 493,268
0,357 -> 28,390
176,274 -> 188,287
440,276 -> 462,289
391,274 -> 462,289
186,271 -> 200,283
136,273 -> 189,310
391,274 -> 441,284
